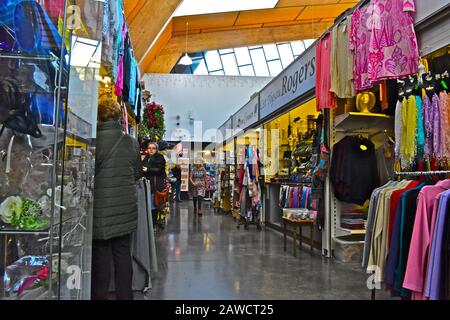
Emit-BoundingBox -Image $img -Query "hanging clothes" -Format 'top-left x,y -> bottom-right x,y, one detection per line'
400,95 -> 417,164
425,189 -> 450,300
316,33 -> 336,111
439,91 -> 450,159
330,16 -> 355,98
403,180 -> 450,299
350,1 -> 419,92
330,136 -> 379,205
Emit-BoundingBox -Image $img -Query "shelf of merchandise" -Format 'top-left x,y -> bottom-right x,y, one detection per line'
334,112 -> 393,132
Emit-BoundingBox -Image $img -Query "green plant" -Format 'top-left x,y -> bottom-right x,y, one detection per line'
139,101 -> 166,141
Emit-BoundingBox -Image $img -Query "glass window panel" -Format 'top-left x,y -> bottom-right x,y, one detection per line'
239,65 -> 255,76
234,47 -> 251,66
219,49 -> 233,54
193,59 -> 209,75
249,45 -> 262,50
250,48 -> 270,76
278,43 -> 294,68
210,70 -> 225,75
205,50 -> 222,71
263,44 -> 279,61
221,54 -> 239,76
268,60 -> 283,76
304,39 -> 315,49
290,40 -> 306,56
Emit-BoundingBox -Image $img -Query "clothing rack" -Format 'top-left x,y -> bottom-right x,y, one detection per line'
394,170 -> 450,176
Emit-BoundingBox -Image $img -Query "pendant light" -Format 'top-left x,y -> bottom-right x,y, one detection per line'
179,21 -> 192,66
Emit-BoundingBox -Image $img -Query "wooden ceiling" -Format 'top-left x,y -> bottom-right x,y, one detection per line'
124,0 -> 358,74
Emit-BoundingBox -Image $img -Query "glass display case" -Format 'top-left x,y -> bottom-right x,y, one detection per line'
0,0 -> 103,299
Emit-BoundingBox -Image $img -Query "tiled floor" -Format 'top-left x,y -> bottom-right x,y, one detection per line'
143,200 -> 393,300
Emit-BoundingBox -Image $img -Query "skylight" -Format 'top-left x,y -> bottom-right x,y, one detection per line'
173,0 -> 278,17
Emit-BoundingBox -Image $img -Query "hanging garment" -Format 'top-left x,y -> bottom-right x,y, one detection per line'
394,185 -> 425,298
439,91 -> 450,159
367,0 -> 419,84
330,136 -> 380,205
400,95 -> 417,164
330,16 -> 355,98
368,180 -> 409,280
363,180 -> 397,268
403,180 -> 450,299
376,141 -> 395,185
349,5 -> 372,91
415,95 -> 425,157
394,100 -> 402,158
316,33 -> 336,110
423,93 -> 441,157
350,1 -> 419,91
425,189 -> 450,300
385,185 -> 418,291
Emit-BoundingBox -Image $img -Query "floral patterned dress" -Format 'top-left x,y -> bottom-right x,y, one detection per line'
191,167 -> 206,197
350,0 -> 419,91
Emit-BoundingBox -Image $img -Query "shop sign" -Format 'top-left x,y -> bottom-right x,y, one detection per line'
232,95 -> 259,132
259,44 -> 316,119
218,117 -> 233,142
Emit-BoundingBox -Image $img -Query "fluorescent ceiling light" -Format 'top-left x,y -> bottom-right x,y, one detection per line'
174,0 -> 278,16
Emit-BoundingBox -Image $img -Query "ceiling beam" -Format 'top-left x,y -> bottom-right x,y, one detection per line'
163,21 -> 331,55
127,0 -> 182,60
143,21 -> 332,73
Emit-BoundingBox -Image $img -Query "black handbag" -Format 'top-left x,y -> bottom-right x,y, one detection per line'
0,77 -> 42,138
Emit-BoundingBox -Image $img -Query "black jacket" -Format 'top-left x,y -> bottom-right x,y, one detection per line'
330,136 -> 379,205
93,121 -> 141,240
142,153 -> 166,193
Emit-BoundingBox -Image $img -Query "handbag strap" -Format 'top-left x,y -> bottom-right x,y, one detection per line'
95,133 -> 124,177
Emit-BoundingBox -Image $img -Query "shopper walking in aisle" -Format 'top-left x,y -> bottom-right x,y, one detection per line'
171,164 -> 182,202
92,98 -> 141,300
142,141 -> 167,226
190,159 -> 207,215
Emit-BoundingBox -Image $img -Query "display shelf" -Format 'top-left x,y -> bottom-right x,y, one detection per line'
334,112 -> 393,132
0,52 -> 59,61
337,227 -> 366,235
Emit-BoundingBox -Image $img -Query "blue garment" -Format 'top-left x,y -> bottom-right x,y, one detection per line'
292,187 -> 299,208
112,0 -> 124,83
415,95 -> 425,156
247,147 -> 254,181
129,57 -> 137,105
300,187 -> 307,208
385,199 -> 403,294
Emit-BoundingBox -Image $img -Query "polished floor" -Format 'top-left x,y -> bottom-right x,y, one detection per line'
145,200 -> 392,300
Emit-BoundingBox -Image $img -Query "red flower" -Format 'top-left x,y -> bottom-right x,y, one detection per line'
37,266 -> 49,280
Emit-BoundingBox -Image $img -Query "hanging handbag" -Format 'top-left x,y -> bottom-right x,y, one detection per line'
153,176 -> 169,207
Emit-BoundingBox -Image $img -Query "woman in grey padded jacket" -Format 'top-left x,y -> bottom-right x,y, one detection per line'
91,98 -> 141,300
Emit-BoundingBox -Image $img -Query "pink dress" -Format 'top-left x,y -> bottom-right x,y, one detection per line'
350,0 -> 419,91
315,33 -> 336,110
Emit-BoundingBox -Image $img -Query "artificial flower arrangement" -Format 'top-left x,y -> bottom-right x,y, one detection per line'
138,98 -> 166,141
0,196 -> 49,230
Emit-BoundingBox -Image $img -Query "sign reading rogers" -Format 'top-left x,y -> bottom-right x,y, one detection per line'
259,44 -> 316,119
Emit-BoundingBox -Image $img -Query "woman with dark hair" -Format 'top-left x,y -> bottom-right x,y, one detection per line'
141,141 -> 166,227
92,97 -> 141,300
